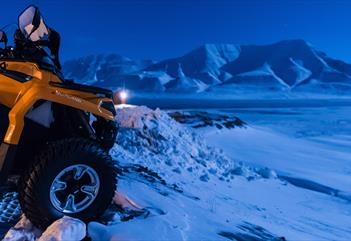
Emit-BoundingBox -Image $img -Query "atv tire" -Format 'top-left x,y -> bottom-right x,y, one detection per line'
18,138 -> 117,229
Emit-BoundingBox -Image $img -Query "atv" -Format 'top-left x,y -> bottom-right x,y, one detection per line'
0,5 -> 118,229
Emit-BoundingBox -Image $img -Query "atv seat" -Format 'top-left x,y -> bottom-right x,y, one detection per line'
49,80 -> 113,98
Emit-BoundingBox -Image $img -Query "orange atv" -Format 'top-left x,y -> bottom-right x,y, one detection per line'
0,5 -> 118,228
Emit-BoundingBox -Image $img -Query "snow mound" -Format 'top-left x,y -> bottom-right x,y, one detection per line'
3,216 -> 85,241
113,105 -> 256,182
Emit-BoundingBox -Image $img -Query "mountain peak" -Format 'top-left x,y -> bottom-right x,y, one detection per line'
177,63 -> 186,78
191,43 -> 240,62
270,39 -> 315,53
274,39 -> 311,46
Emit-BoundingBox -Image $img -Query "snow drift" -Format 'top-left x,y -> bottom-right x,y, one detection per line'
113,105 -> 258,182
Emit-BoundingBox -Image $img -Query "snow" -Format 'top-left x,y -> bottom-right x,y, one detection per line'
98,105 -> 351,240
234,62 -> 290,88
206,125 -> 351,198
202,107 -> 351,193
289,58 -> 312,86
146,44 -> 240,86
63,54 -> 154,87
139,71 -> 173,85
2,105 -> 351,240
113,105 -> 255,181
164,64 -> 208,93
237,62 -> 275,77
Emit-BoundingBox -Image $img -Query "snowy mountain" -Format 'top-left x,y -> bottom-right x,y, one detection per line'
63,54 -> 155,88
63,40 -> 351,96
215,40 -> 351,94
146,44 -> 240,86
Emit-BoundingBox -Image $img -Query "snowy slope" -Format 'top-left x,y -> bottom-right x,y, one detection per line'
209,63 -> 290,93
222,40 -> 320,86
164,64 -> 208,93
217,40 -> 351,96
200,107 -> 351,199
146,44 -> 240,85
94,106 -> 351,240
89,106 -> 351,240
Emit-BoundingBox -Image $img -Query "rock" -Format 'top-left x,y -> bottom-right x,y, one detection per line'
38,217 -> 86,241
3,215 -> 41,241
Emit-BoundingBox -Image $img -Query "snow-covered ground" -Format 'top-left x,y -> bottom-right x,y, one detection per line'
92,105 -> 351,240
202,107 -> 351,194
2,105 -> 351,240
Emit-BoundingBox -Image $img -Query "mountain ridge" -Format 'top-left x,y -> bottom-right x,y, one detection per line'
63,40 -> 351,96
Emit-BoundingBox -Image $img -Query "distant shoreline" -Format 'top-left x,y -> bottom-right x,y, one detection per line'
128,97 -> 351,109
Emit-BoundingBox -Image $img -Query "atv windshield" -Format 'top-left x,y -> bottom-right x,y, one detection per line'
19,6 -> 49,42
16,6 -> 62,74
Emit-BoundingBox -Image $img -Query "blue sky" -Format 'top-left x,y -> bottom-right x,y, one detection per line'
1,0 -> 351,62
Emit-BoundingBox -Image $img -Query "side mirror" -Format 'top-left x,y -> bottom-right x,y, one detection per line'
0,31 -> 7,47
18,5 -> 49,42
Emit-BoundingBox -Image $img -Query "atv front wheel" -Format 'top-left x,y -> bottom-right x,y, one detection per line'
19,138 -> 117,229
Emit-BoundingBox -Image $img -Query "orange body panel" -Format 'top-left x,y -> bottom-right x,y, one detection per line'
0,60 -> 115,145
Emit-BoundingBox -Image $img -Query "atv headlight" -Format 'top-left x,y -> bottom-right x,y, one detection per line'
119,91 -> 128,101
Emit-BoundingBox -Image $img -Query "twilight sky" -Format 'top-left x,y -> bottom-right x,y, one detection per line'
1,0 -> 351,62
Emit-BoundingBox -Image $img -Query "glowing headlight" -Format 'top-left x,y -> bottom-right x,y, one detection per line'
119,91 -> 128,100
